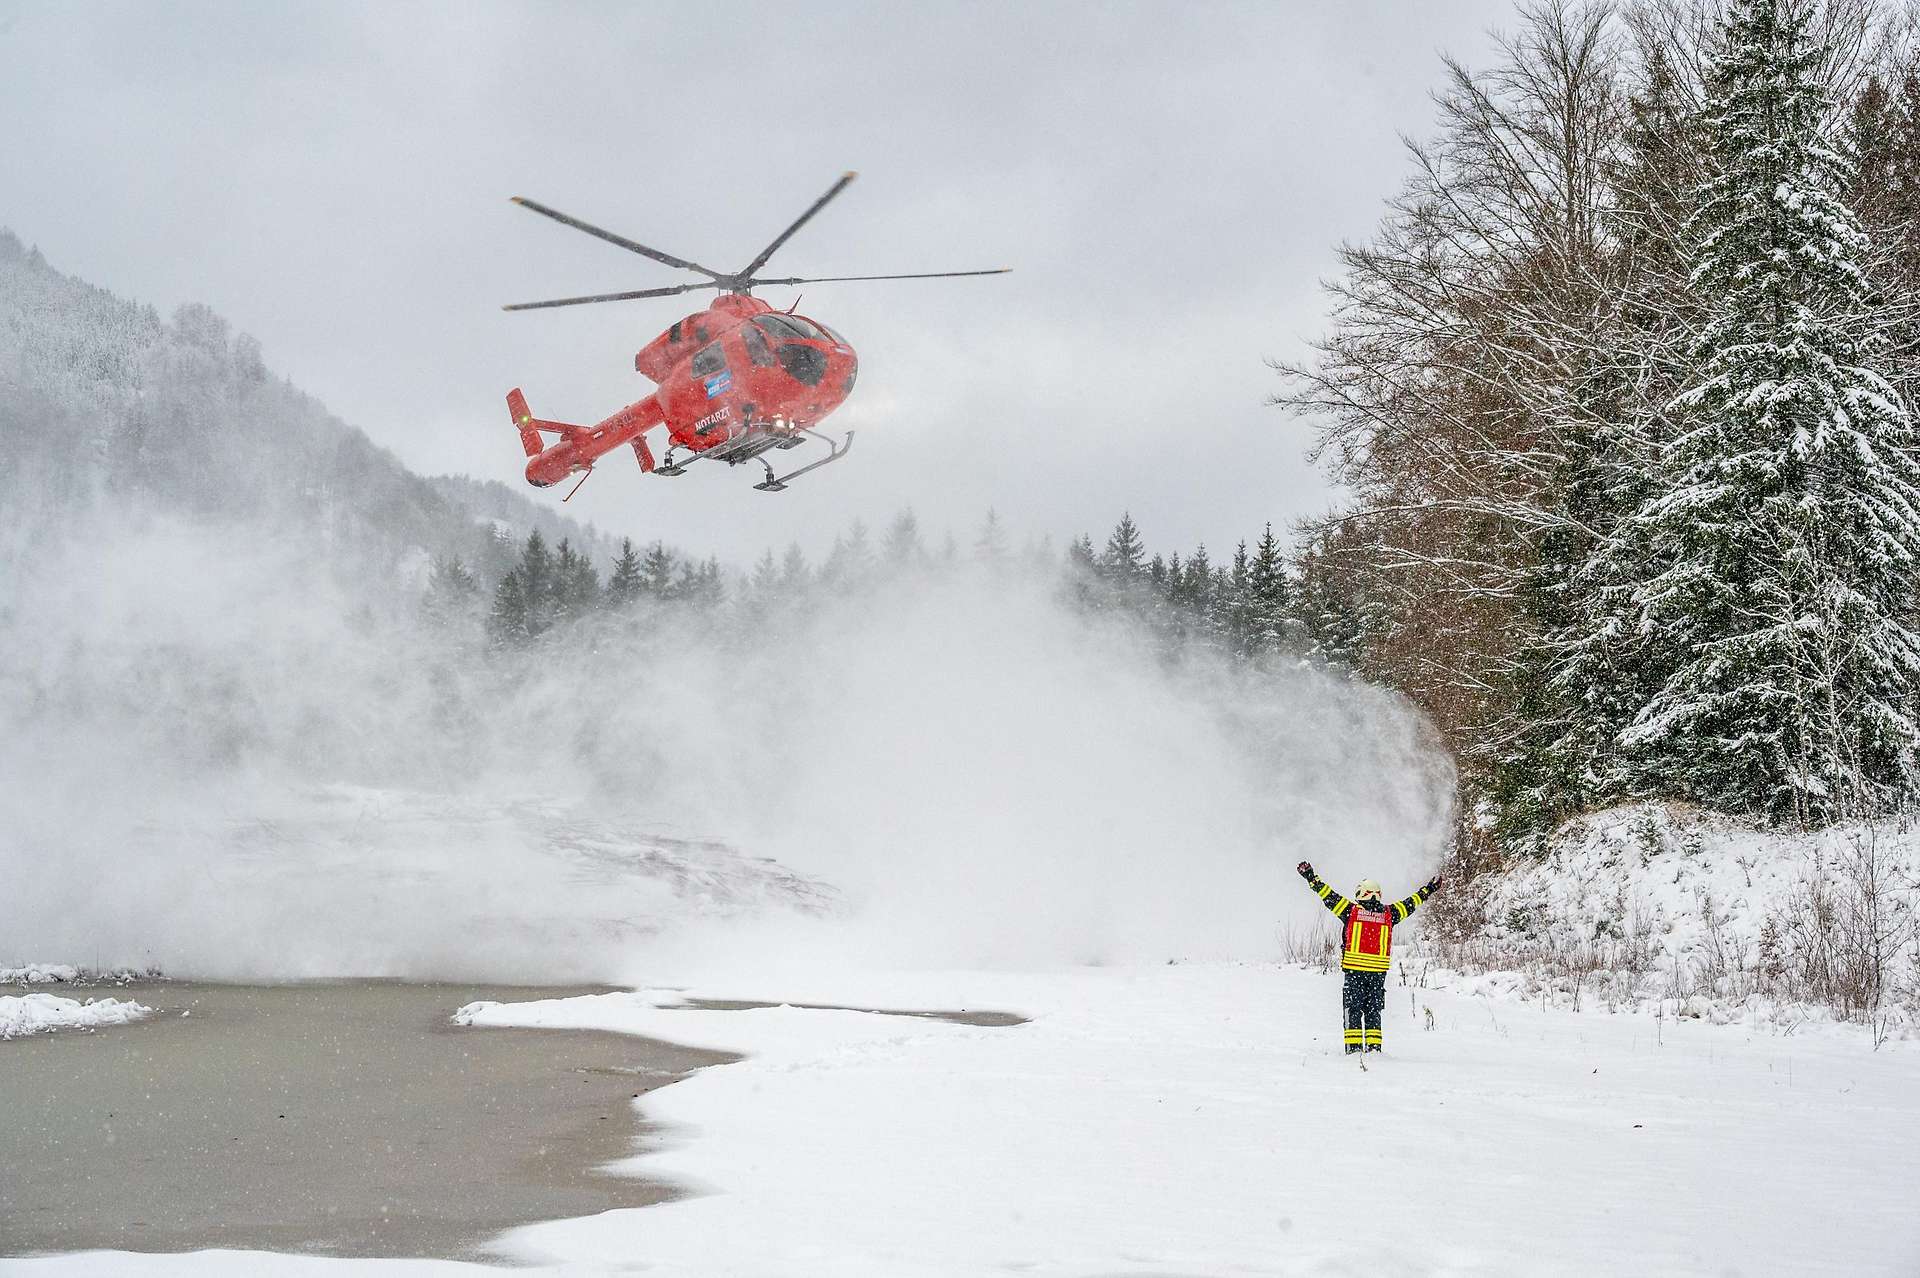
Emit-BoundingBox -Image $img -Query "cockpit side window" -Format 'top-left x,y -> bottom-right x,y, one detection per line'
691,342 -> 727,378
741,323 -> 776,367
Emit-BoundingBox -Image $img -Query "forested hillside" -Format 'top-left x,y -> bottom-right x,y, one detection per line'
0,231 -> 608,591
1274,0 -> 1920,850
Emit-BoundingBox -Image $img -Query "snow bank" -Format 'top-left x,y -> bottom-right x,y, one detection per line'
1426,803 -> 1920,1033
0,992 -> 151,1038
1,963 -> 164,986
0,963 -> 81,984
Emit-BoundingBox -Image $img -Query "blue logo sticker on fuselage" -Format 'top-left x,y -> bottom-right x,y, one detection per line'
704,371 -> 732,398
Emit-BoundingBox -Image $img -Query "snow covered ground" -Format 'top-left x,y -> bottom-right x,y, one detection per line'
6,962 -> 1916,1276
0,992 -> 151,1038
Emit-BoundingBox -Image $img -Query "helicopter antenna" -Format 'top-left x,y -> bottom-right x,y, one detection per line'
502,175 -> 1008,312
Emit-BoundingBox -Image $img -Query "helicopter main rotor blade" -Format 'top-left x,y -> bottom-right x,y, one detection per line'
735,171 -> 858,281
750,269 -> 1012,285
502,282 -> 714,312
510,197 -> 727,280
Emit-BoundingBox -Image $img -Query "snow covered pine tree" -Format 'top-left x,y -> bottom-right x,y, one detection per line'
1295,862 -> 1440,1055
1620,0 -> 1920,824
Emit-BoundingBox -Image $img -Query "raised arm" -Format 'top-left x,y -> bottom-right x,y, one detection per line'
1389,875 -> 1443,923
1295,862 -> 1353,918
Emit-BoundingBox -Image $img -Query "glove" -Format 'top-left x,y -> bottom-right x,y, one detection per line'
1425,874 -> 1443,893
1296,861 -> 1313,879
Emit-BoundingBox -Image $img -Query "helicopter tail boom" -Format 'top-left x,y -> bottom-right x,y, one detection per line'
510,388 -> 666,487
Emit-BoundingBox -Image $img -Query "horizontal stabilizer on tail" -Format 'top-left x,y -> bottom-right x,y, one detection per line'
506,388 -> 584,459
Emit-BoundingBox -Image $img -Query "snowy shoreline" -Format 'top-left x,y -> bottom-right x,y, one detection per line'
1,963 -> 1914,1274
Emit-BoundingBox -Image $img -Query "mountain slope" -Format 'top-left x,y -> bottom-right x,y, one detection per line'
0,229 -> 607,588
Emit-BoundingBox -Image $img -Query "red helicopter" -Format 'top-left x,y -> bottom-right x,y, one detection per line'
503,172 -> 1006,495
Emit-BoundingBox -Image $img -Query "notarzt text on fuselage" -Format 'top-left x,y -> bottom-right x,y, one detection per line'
501,172 -> 1006,496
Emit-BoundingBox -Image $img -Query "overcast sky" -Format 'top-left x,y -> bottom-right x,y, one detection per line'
2,1 -> 1515,565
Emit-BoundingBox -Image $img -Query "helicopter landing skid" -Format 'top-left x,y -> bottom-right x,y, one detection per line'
753,429 -> 854,492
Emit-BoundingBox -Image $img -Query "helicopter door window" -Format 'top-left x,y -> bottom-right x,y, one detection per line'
741,323 -> 776,367
691,343 -> 728,378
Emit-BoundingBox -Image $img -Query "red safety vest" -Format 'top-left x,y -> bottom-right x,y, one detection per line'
1341,903 -> 1394,972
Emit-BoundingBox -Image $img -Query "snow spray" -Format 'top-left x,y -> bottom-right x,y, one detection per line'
0,514 -> 1453,979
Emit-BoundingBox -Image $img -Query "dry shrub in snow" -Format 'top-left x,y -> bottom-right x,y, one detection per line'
1410,804 -> 1920,1039
1770,831 -> 1919,1043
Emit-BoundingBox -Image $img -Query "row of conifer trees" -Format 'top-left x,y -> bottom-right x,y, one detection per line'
426,509 -> 1325,668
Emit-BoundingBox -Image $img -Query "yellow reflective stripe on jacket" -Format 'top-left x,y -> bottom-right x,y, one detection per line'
1311,877 -> 1353,917
1390,886 -> 1429,923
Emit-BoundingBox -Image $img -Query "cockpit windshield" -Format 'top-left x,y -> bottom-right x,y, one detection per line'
753,314 -> 829,341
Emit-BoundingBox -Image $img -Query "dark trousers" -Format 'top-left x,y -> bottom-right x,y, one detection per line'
1341,969 -> 1386,1053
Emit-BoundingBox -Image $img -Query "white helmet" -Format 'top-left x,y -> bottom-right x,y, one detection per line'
1354,879 -> 1383,901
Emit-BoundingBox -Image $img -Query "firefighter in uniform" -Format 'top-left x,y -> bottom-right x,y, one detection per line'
1295,862 -> 1441,1054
